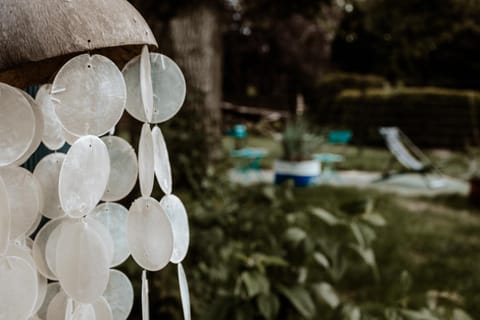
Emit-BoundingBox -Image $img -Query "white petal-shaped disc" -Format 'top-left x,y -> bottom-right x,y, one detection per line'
51,54 -> 127,136
142,270 -> 149,320
59,136 -> 110,217
138,124 -> 154,197
33,218 -> 66,280
140,45 -> 154,122
46,290 -> 69,320
178,263 -> 191,320
36,84 -> 66,151
14,90 -> 44,166
37,282 -> 61,320
152,126 -> 172,194
0,176 -> 10,255
93,297 -> 113,320
127,197 -> 173,271
33,153 -> 66,219
56,220 -> 110,304
0,166 -> 42,240
160,195 -> 189,263
0,82 -> 36,166
103,270 -> 134,320
123,53 -> 186,123
101,136 -> 138,202
91,203 -> 129,267
0,256 -> 38,320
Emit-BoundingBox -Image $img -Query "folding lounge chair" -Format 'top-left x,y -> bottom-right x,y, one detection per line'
376,127 -> 444,188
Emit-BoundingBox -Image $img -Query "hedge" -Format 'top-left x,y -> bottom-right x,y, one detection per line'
334,87 -> 480,149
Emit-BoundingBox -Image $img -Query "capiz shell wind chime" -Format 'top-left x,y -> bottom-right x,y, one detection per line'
0,1 -> 191,319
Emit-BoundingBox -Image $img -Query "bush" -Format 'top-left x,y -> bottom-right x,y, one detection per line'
304,72 -> 388,126
335,87 -> 480,148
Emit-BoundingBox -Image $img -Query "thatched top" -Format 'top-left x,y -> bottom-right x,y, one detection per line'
0,0 -> 158,88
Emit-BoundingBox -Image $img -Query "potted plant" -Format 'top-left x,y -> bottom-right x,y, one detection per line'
274,118 -> 321,187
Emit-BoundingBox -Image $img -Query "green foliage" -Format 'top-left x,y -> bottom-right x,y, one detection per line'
281,118 -> 322,161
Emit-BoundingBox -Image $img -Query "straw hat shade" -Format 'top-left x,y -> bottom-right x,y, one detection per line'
0,0 -> 157,88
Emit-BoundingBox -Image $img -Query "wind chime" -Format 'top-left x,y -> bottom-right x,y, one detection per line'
0,1 -> 191,319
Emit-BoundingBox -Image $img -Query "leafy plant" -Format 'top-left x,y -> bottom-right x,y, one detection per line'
281,118 -> 321,161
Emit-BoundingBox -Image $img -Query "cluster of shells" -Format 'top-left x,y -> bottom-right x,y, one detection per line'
0,46 -> 190,320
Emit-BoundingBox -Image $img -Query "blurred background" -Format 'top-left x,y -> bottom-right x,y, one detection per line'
118,0 -> 480,319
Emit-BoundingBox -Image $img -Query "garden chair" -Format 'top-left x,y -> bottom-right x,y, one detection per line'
376,127 -> 445,188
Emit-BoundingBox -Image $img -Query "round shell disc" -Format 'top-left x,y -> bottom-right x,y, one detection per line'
127,197 -> 173,271
0,83 -> 36,166
140,45 -> 154,122
37,282 -> 61,320
0,256 -> 38,320
32,218 -> 66,280
123,53 -> 186,123
55,219 -> 110,303
138,124 -> 154,198
160,195 -> 189,263
14,90 -> 44,166
33,153 -> 66,219
46,290 -> 69,320
36,84 -> 66,151
91,202 -> 129,267
0,176 -> 10,255
178,263 -> 191,320
152,126 -> 172,194
59,136 -> 110,217
93,296 -> 113,320
51,54 -> 127,136
0,166 -> 42,240
101,136 -> 138,202
103,269 -> 134,320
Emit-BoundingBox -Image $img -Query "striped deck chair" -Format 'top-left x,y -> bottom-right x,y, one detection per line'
377,127 -> 444,188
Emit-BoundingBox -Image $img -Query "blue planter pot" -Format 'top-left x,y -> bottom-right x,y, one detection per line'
274,160 -> 320,187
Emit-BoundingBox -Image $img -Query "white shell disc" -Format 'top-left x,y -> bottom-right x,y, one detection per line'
142,270 -> 149,320
140,45 -> 154,122
91,203 -> 129,267
37,282 -> 61,320
103,269 -> 134,320
0,176 -> 10,255
46,290 -> 69,320
59,136 -> 110,217
36,84 -> 66,151
127,197 -> 173,271
0,82 -> 36,166
123,53 -> 186,123
178,263 -> 191,320
160,195 -> 189,263
138,124 -> 154,197
33,153 -> 66,219
0,256 -> 38,320
152,126 -> 172,194
101,136 -> 138,202
93,297 -> 113,320
0,166 -> 42,240
51,54 -> 126,137
32,218 -> 66,280
14,90 -> 44,166
55,220 -> 110,304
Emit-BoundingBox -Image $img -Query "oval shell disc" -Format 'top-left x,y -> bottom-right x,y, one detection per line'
59,135 -> 110,217
36,84 -> 66,151
0,166 -> 42,240
127,197 -> 173,271
46,289 -> 69,320
101,136 -> 138,202
55,219 -> 110,304
32,218 -> 66,280
103,269 -> 134,320
91,202 -> 130,267
0,83 -> 36,166
51,54 -> 126,136
178,263 -> 191,320
138,124 -> 154,198
123,53 -> 186,123
140,45 -> 154,122
0,256 -> 38,320
160,195 -> 189,263
152,126 -> 172,194
33,153 -> 66,219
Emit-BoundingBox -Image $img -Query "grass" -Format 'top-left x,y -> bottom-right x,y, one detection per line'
293,186 -> 480,316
